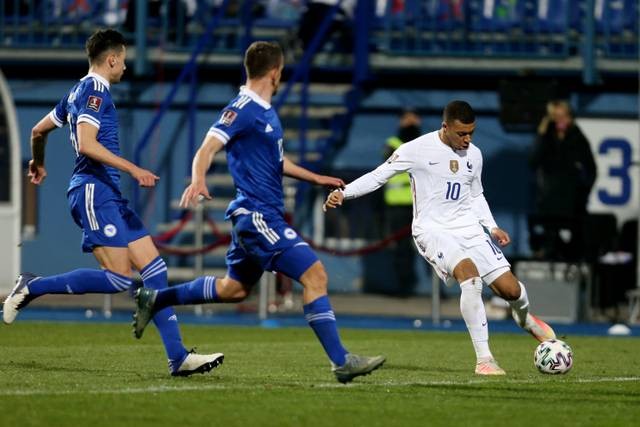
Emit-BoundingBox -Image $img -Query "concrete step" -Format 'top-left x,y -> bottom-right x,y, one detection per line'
284,128 -> 332,141
212,150 -> 322,165
170,197 -> 232,211
278,105 -> 347,118
163,245 -> 229,257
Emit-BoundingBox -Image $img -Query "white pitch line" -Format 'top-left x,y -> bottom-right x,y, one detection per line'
0,377 -> 638,397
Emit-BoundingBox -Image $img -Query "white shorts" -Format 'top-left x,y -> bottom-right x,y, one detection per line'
413,228 -> 511,286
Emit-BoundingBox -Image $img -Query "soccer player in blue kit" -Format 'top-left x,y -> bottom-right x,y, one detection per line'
2,29 -> 223,377
132,41 -> 385,383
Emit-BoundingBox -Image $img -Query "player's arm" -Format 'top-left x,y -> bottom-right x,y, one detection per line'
470,192 -> 510,245
469,157 -> 510,246
76,123 -> 159,187
324,150 -> 410,211
283,156 -> 345,188
179,134 -> 225,208
28,114 -> 59,185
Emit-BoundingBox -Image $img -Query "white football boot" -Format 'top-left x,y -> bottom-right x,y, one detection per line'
3,273 -> 38,324
475,358 -> 506,376
171,351 -> 225,377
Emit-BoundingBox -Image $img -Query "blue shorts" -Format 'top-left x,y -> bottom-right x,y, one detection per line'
226,209 -> 318,286
67,180 -> 149,253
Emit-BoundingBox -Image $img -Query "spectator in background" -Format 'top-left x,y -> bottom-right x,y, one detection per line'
529,100 -> 597,260
382,109 -> 422,296
297,0 -> 355,54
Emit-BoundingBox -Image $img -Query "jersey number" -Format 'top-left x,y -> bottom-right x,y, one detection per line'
445,182 -> 461,200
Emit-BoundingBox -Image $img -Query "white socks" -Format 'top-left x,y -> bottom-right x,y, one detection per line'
508,281 -> 530,328
460,277 -> 492,362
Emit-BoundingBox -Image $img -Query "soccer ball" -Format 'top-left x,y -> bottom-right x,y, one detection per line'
534,339 -> 573,374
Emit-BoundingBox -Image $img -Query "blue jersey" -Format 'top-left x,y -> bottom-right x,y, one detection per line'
208,87 -> 285,219
50,72 -> 122,193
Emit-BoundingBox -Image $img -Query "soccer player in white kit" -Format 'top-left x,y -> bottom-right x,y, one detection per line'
324,101 -> 556,375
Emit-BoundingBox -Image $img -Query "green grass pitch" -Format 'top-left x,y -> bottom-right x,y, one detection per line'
0,322 -> 638,427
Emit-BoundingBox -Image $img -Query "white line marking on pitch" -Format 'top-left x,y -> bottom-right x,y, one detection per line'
1,377 -> 638,396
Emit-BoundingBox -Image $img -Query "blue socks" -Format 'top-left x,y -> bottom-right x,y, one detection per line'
154,276 -> 219,311
304,295 -> 348,366
140,257 -> 187,368
27,269 -> 131,297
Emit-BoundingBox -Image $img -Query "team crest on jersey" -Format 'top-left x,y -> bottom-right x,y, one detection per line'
219,109 -> 237,126
87,95 -> 102,112
466,160 -> 473,171
449,160 -> 459,173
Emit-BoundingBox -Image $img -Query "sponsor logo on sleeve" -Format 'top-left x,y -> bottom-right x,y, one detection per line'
87,95 -> 103,112
218,109 -> 238,126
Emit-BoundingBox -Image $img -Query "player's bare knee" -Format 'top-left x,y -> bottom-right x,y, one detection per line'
300,261 -> 328,294
217,277 -> 249,302
491,272 -> 520,300
453,258 -> 480,283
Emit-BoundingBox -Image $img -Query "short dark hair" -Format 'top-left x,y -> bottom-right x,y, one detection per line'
85,29 -> 125,64
443,100 -> 475,124
244,41 -> 283,79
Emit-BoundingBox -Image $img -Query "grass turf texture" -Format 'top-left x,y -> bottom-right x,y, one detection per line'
0,323 -> 639,427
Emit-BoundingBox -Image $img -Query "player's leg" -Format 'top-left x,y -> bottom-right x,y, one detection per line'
452,259 -> 504,375
132,231 -> 260,339
414,231 -> 504,375
2,186 -> 133,324
121,201 -> 224,376
488,270 -> 555,342
273,245 -> 385,383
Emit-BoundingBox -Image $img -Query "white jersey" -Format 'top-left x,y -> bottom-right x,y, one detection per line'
343,130 -> 498,238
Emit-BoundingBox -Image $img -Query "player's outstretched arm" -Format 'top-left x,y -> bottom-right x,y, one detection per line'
323,189 -> 344,211
283,157 -> 345,188
28,114 -> 58,185
180,135 -> 224,208
76,123 -> 159,187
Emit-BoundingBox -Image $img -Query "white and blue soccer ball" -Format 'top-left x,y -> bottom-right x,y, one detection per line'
534,339 -> 573,374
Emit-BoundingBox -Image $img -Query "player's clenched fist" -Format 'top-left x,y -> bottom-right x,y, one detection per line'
180,182 -> 212,208
323,189 -> 344,212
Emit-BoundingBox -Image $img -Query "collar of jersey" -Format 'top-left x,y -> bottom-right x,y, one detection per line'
239,86 -> 271,110
82,72 -> 110,90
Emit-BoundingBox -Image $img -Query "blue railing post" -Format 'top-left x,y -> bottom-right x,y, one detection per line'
583,0 -> 598,85
134,0 -> 148,76
353,0 -> 372,86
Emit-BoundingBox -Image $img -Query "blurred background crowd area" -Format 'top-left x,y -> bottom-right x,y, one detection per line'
0,0 -> 638,322
1,0 -> 638,59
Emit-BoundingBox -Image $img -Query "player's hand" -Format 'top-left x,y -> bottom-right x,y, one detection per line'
27,160 -> 47,185
323,189 -> 344,212
132,167 -> 160,187
314,175 -> 345,189
180,181 -> 212,208
491,227 -> 511,247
